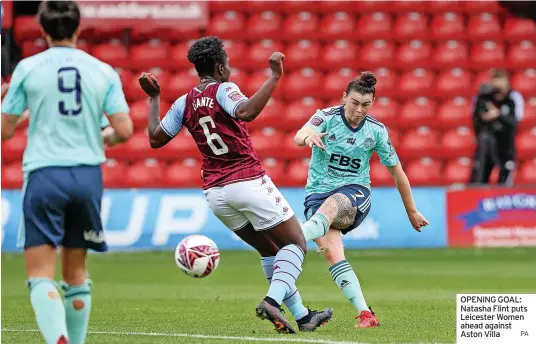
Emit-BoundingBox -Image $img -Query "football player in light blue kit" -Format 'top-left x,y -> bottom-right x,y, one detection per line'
294,72 -> 430,328
1,2 -> 133,344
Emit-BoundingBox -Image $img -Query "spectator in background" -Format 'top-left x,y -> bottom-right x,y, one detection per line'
469,69 -> 524,186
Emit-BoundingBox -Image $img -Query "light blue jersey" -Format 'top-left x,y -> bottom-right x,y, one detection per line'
304,105 -> 399,195
1,47 -> 129,172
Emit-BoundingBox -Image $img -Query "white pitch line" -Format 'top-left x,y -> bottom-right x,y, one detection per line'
2,329 -> 364,344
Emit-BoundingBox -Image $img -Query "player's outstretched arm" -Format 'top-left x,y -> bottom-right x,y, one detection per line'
138,72 -> 173,148
234,52 -> 285,122
386,163 -> 430,232
294,125 -> 327,149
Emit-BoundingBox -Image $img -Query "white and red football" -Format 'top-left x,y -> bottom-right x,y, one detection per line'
175,235 -> 220,278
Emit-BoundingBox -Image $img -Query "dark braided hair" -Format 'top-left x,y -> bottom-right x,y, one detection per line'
346,71 -> 377,97
187,36 -> 228,77
39,1 -> 80,41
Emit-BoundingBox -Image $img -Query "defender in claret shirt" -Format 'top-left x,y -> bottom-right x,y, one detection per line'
294,72 -> 430,328
138,36 -> 332,334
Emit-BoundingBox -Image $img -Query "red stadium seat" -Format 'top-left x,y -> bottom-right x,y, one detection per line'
206,11 -> 246,40
245,70 -> 284,99
321,40 -> 359,71
91,40 -> 129,68
516,127 -> 536,159
320,12 -> 356,40
359,40 -> 395,70
285,40 -> 321,70
470,41 -> 505,70
285,158 -> 311,187
284,97 -> 325,130
248,39 -> 286,70
467,13 -> 502,42
283,68 -> 324,100
387,128 -> 400,148
431,40 -> 469,69
520,97 -> 536,129
398,69 -> 434,98
246,1 -> 284,13
21,39 -> 47,58
443,157 -> 472,185
437,97 -> 472,129
118,130 -> 152,160
90,26 -> 124,41
1,161 -> 23,189
399,127 -> 439,159
250,128 -> 285,158
427,1 -> 462,13
282,132 -> 314,159
130,27 -> 200,42
115,68 -> 133,88
1,129 -> 26,162
439,127 -> 475,158
462,1 -> 502,14
356,12 -> 392,41
247,98 -> 286,130
129,99 -> 170,130
430,12 -> 465,41
398,97 -> 437,129
511,69 -> 536,97
14,16 -> 42,42
507,41 -> 536,69
130,40 -> 170,69
165,159 -> 202,187
125,159 -> 165,188
503,17 -> 536,42
405,158 -> 443,186
518,159 -> 536,185
370,159 -> 395,187
159,130 -> 200,159
394,12 -> 429,41
222,40 -> 248,70
247,11 -> 283,40
283,12 -> 319,41
247,40 -> 285,70
370,97 -> 399,128
394,40 -> 432,70
261,158 -> 286,184
102,159 -> 128,188
434,68 -> 472,98
373,68 -> 397,98
389,1 -> 429,13
170,40 -> 196,70
164,69 -> 202,102
77,40 -> 92,54
282,1 -> 318,14
353,1 -> 391,13
323,69 -> 356,100
125,68 -> 169,101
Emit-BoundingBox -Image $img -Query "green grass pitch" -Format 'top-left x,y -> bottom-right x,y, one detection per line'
2,248 -> 535,343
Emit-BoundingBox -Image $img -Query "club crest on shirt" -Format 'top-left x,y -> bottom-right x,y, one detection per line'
310,116 -> 324,127
364,137 -> 375,149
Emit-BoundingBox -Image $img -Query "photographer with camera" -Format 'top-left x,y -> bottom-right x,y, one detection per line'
469,69 -> 525,186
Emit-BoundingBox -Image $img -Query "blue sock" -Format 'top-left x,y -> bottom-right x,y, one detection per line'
61,280 -> 92,344
28,278 -> 69,344
302,213 -> 330,241
266,244 -> 305,306
261,256 -> 308,320
329,260 -> 369,313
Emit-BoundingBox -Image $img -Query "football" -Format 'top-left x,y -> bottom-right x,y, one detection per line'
175,235 -> 220,278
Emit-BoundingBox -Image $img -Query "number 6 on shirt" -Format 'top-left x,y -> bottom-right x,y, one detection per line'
199,116 -> 229,155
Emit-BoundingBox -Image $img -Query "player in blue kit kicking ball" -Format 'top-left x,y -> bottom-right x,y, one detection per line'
294,72 -> 430,328
1,2 -> 133,343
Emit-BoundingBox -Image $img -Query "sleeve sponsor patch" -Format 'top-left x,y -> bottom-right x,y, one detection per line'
228,91 -> 245,102
309,116 -> 324,127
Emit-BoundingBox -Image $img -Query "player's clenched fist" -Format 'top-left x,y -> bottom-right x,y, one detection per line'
269,52 -> 285,78
138,72 -> 161,97
407,210 -> 430,232
305,132 -> 328,150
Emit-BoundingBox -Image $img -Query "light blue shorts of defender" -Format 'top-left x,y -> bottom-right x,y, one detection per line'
303,184 -> 371,235
20,165 -> 107,252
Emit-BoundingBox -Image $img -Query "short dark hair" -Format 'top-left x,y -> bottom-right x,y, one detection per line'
39,1 -> 80,41
346,72 -> 377,97
187,36 -> 228,77
491,68 -> 510,80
